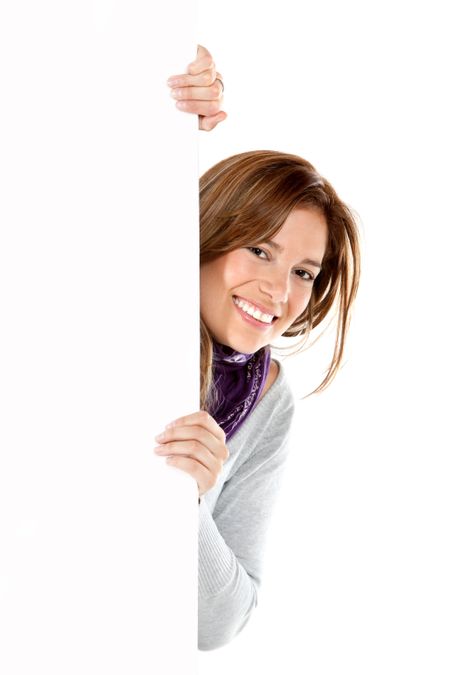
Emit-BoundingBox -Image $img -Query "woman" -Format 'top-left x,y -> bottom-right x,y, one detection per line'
157,47 -> 361,651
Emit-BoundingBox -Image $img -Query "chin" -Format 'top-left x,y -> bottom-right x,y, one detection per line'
225,338 -> 265,354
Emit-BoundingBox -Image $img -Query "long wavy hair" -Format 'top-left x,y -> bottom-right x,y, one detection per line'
200,150 -> 361,409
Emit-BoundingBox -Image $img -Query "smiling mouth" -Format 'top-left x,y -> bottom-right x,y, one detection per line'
232,296 -> 278,324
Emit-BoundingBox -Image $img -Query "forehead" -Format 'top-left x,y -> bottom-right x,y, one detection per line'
271,207 -> 328,253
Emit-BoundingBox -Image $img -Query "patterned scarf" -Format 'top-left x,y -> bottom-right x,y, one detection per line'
209,341 -> 271,441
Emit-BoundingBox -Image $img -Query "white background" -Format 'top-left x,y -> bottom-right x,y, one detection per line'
0,2 -> 200,673
198,1 -> 449,673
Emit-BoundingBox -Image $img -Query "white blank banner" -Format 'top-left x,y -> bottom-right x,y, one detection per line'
0,2 -> 199,673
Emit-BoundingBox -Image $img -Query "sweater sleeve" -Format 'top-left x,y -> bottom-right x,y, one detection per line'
197,388 -> 295,651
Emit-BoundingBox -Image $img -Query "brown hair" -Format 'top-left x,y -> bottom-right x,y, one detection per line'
200,150 -> 361,409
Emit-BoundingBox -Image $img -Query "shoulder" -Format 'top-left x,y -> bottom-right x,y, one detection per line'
229,358 -> 295,467
260,359 -> 280,399
253,357 -> 295,431
225,358 -> 295,472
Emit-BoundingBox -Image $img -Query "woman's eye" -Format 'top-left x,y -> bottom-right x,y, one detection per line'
294,269 -> 314,281
247,247 -> 268,259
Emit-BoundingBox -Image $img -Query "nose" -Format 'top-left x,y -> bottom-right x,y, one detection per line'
258,267 -> 290,305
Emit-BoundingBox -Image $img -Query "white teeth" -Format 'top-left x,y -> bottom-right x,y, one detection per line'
233,297 -> 274,324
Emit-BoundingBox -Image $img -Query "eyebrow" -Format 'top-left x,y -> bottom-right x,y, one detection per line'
264,240 -> 323,269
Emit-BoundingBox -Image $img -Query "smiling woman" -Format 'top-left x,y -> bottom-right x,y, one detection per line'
200,207 -> 328,356
193,150 -> 360,650
160,50 -> 361,652
199,150 -> 361,410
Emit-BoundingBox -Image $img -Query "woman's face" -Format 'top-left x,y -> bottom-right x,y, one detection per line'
200,207 -> 328,354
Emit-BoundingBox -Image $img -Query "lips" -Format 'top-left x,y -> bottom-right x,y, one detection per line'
232,296 -> 279,328
232,295 -> 279,319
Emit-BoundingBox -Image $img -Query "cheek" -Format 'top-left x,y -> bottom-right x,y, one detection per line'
289,285 -> 314,317
200,259 -> 225,294
218,256 -> 248,294
200,267 -> 220,320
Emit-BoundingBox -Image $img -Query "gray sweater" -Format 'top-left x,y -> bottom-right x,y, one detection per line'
198,359 -> 295,651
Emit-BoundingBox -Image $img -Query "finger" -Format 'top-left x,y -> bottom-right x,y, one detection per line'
188,44 -> 214,75
156,424 -> 228,461
214,72 -> 224,94
175,99 -> 222,117
170,82 -> 223,102
167,69 -> 223,90
165,410 -> 226,443
199,111 -> 228,131
167,68 -> 216,88
155,439 -> 223,472
165,455 -> 214,497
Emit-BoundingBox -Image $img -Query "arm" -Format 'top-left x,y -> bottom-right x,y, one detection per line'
198,383 -> 295,650
154,366 -> 295,650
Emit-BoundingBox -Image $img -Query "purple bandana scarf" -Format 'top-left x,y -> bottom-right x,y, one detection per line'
209,341 -> 271,441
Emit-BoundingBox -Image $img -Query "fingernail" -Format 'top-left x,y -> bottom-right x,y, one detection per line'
154,446 -> 164,454
155,432 -> 165,442
167,77 -> 181,86
171,89 -> 182,99
176,101 -> 187,110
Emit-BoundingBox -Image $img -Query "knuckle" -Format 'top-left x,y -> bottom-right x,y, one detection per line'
192,439 -> 202,454
206,101 -> 220,116
211,82 -> 222,99
199,410 -> 210,422
200,71 -> 214,86
177,87 -> 189,99
218,450 -> 226,464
